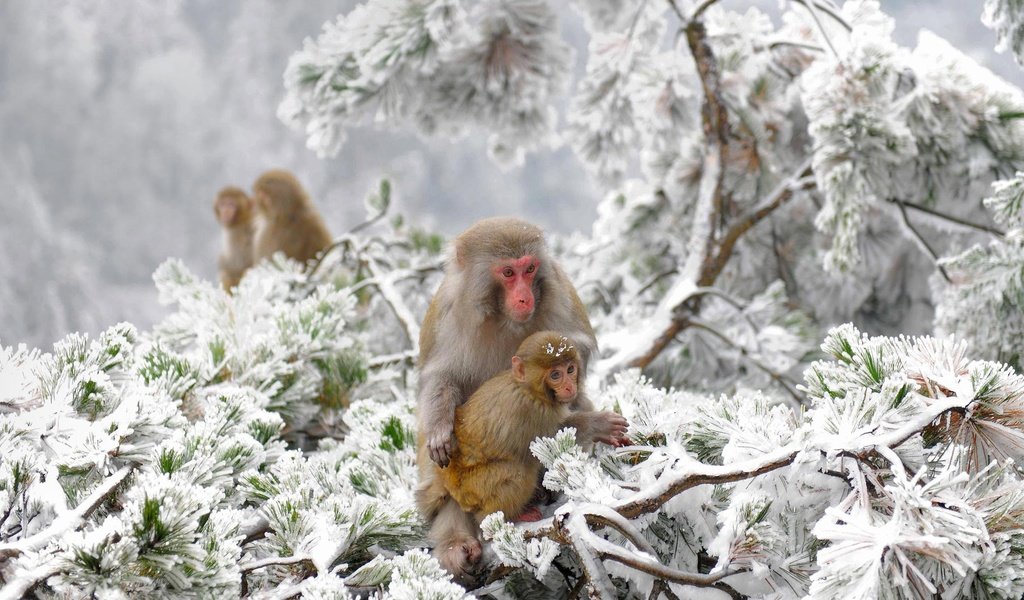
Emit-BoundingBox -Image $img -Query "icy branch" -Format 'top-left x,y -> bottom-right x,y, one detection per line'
598,162 -> 815,374
0,559 -> 62,600
240,554 -> 317,574
0,466 -> 134,559
362,261 -> 428,354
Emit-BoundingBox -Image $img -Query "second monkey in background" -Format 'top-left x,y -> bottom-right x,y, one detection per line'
252,169 -> 333,265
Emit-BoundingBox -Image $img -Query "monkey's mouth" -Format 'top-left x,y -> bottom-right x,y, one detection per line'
509,307 -> 534,322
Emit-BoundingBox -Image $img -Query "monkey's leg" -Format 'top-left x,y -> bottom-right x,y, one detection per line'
430,498 -> 483,586
470,464 -> 536,524
414,468 -> 451,522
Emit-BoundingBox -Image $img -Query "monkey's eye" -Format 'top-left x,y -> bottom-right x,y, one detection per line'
567,364 -> 575,374
549,370 -> 561,381
526,263 -> 536,274
502,267 -> 514,278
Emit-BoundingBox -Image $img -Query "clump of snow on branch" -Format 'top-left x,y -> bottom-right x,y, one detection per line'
803,1 -> 1024,274
984,0 -> 1024,66
280,0 -> 572,167
935,172 -> 1024,370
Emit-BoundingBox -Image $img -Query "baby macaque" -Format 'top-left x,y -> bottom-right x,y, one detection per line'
213,186 -> 255,292
418,217 -> 625,471
417,331 -> 625,583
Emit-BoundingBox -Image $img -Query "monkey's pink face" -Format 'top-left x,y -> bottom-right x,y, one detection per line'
216,198 -> 239,225
493,255 -> 539,322
545,360 -> 578,403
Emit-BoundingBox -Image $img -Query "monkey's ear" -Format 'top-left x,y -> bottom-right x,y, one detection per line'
511,356 -> 526,382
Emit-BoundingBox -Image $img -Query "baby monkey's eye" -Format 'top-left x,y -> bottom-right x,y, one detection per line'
550,371 -> 561,380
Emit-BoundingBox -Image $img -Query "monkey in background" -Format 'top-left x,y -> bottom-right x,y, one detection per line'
416,217 -> 629,582
213,186 -> 255,292
251,169 -> 333,265
417,331 -> 623,583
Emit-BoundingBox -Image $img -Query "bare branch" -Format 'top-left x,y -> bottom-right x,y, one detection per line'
894,199 -> 952,283
891,198 -> 1004,236
689,319 -> 804,407
790,0 -> 853,32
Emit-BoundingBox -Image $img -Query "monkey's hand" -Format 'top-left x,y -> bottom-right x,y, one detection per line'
590,411 -> 629,446
428,429 -> 458,467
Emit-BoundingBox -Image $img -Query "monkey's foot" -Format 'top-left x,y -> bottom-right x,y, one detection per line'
515,505 -> 544,522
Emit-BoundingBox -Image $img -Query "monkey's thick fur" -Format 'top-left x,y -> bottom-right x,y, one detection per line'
214,186 -> 255,292
252,169 -> 332,264
417,331 -> 577,523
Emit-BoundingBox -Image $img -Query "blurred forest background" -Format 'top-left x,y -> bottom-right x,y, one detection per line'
0,0 -> 1015,349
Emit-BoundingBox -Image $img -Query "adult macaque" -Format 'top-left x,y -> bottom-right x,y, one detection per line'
213,186 -> 255,292
417,217 -> 625,470
251,169 -> 333,264
417,332 -> 627,582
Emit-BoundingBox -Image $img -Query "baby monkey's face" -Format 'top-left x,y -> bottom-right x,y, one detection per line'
545,360 -> 578,403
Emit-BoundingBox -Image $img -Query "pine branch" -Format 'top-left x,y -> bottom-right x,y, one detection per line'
0,466 -> 133,559
0,560 -> 62,600
561,505 -> 744,591
614,396 -> 967,519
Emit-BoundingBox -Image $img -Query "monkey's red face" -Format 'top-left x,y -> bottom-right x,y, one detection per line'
493,256 -> 539,322
545,360 -> 578,403
216,197 -> 239,225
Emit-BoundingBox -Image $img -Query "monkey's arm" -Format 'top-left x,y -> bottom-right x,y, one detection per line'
562,409 -> 629,446
418,367 -> 461,467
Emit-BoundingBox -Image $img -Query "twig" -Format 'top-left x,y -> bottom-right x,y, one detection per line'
650,579 -> 681,600
891,199 -> 1004,236
363,260 -> 425,353
569,508 -> 743,590
368,350 -> 418,368
562,513 -> 618,600
0,466 -> 133,559
796,0 -> 840,58
894,200 -> 952,283
703,160 -> 815,286
240,554 -> 317,575
790,0 -> 852,32
688,319 -> 804,407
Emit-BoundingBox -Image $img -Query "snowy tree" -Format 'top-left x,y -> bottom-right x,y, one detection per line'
5,1 -> 1024,599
